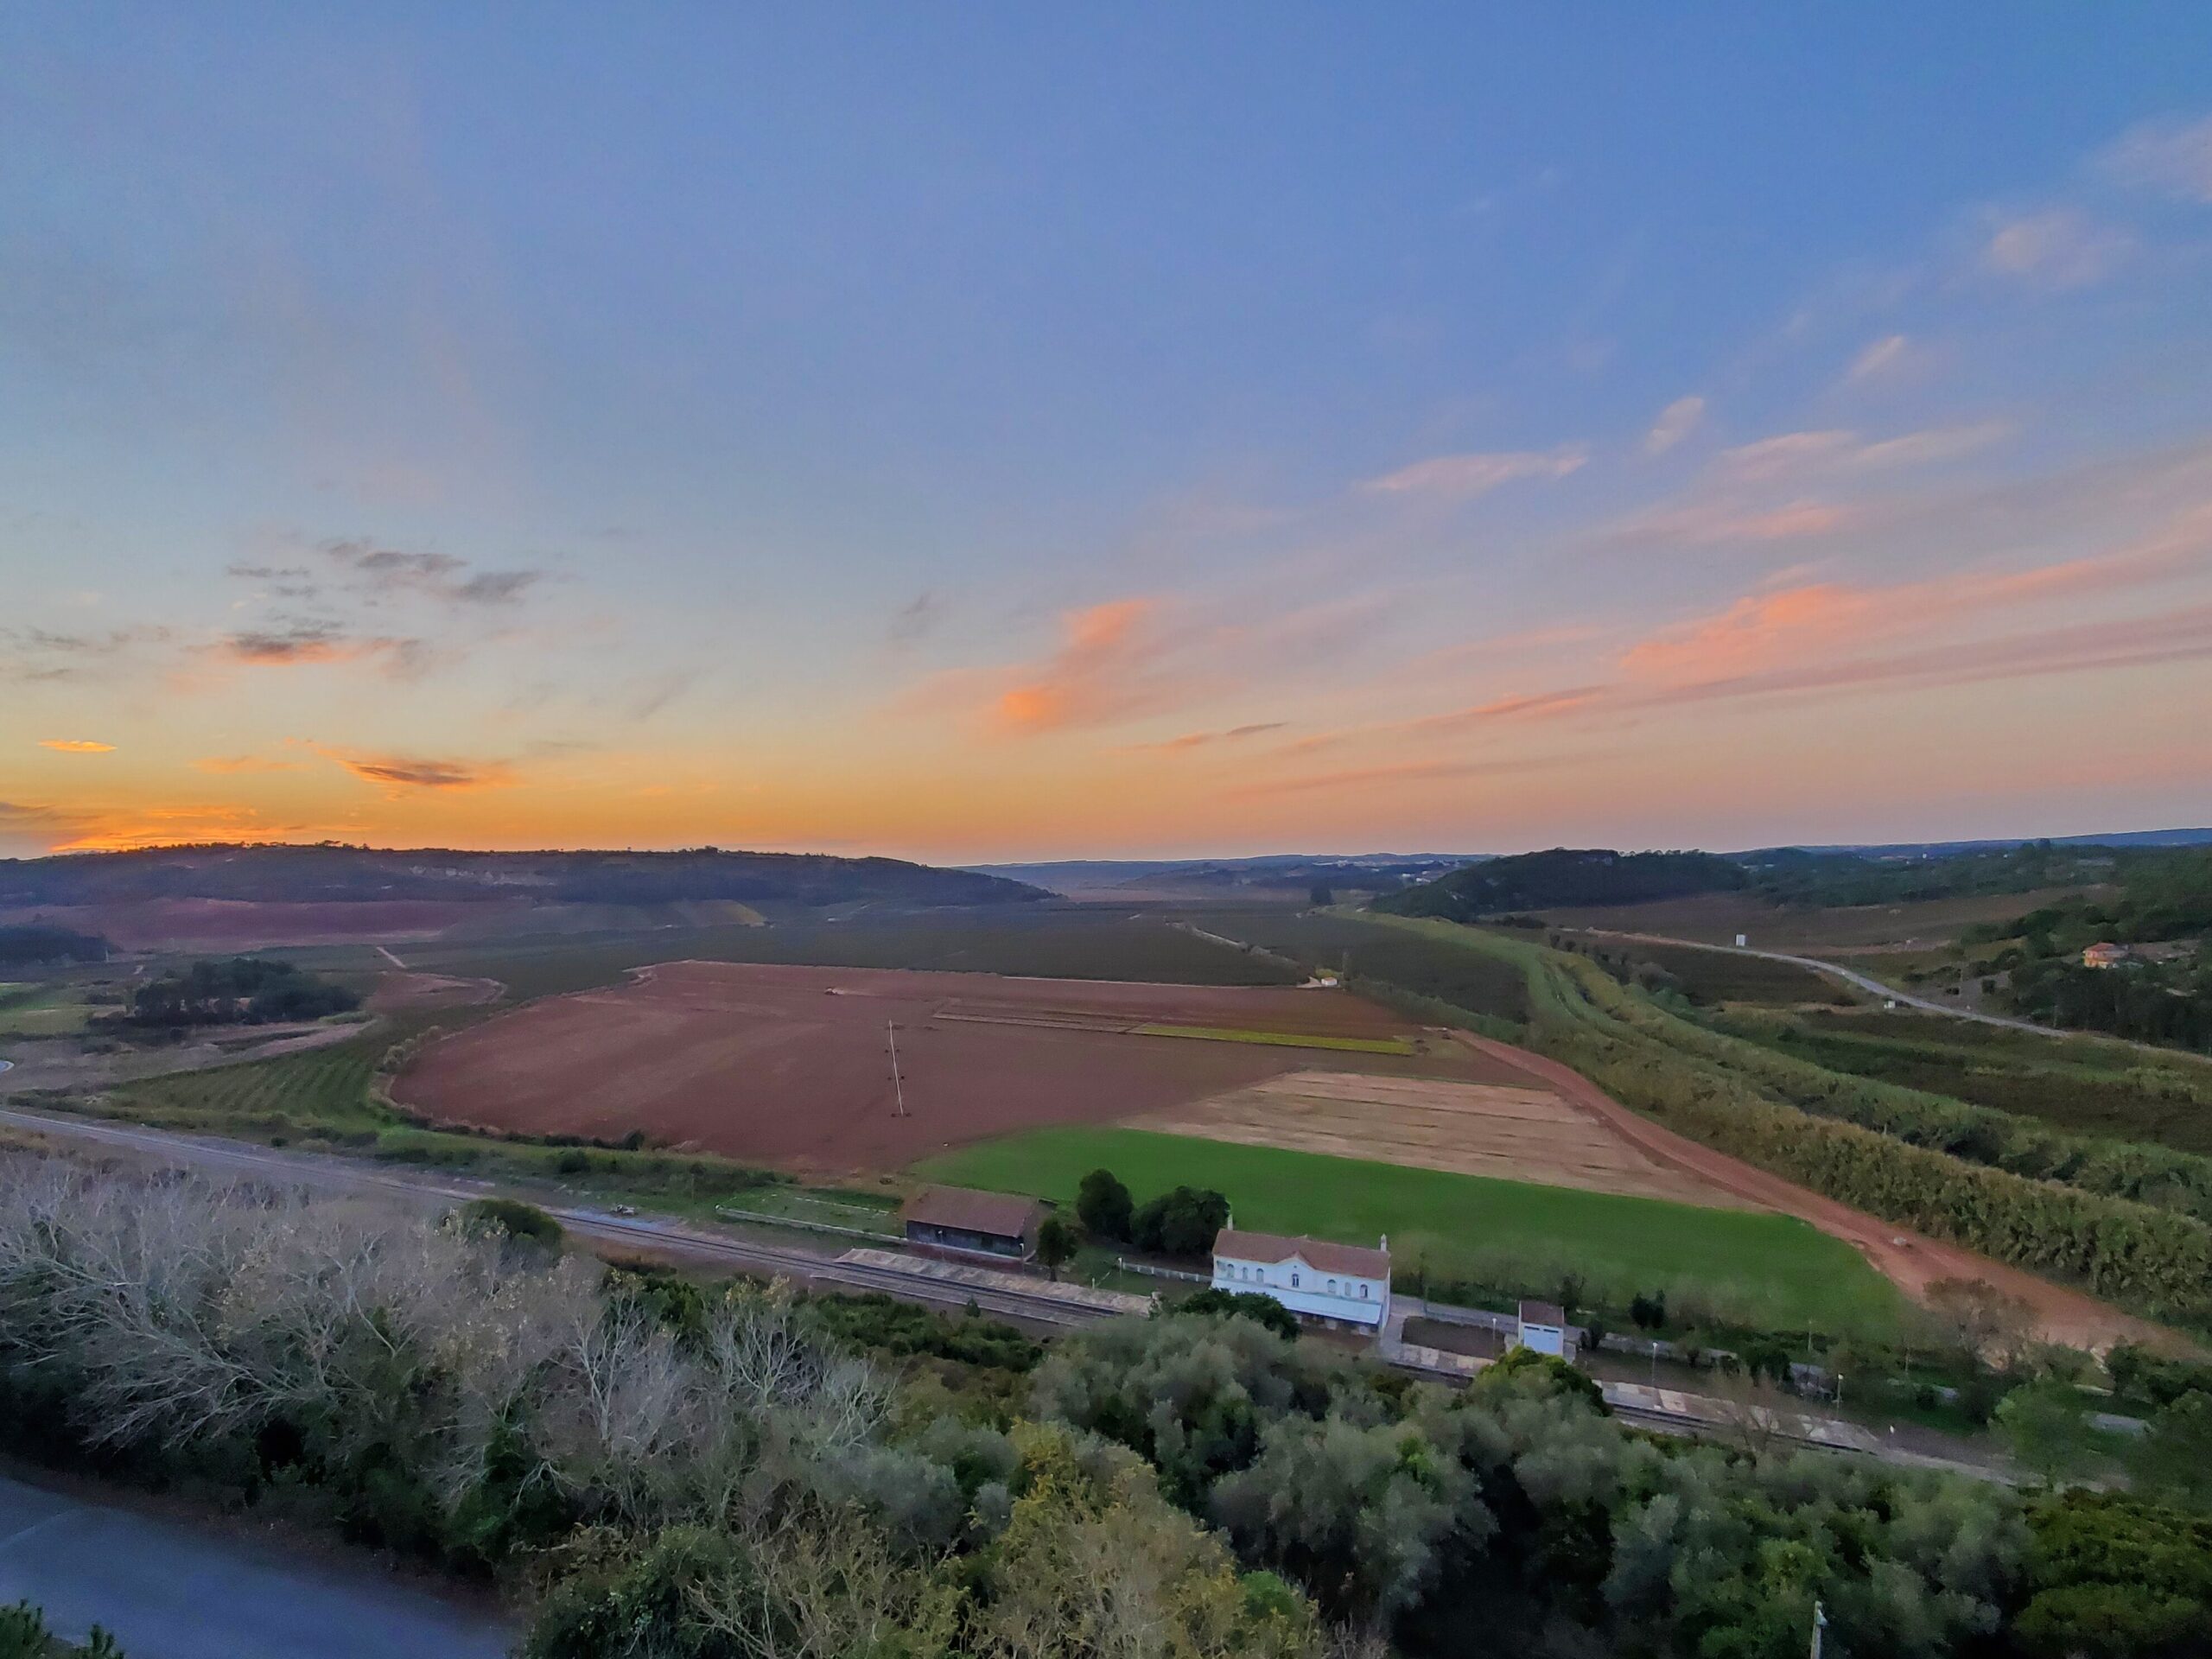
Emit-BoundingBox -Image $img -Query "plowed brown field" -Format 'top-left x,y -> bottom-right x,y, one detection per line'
1130,1070 -> 1743,1207
392,960 -> 1517,1173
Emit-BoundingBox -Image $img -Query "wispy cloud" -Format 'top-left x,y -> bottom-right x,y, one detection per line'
36,739 -> 115,753
887,590 -> 944,646
2101,112 -> 2212,204
1116,721 -> 1287,755
1717,423 -> 2010,482
321,749 -> 516,791
0,625 -> 172,683
213,622 -> 432,677
194,754 -> 303,774
1643,397 -> 1705,455
1845,334 -> 1912,383
1982,208 -> 2132,289
1229,754 -> 1580,798
318,537 -> 543,607
1360,444 -> 1588,500
1611,498 -> 1855,545
908,592 -> 1377,739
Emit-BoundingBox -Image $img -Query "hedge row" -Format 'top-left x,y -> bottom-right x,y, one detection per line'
1496,932 -> 2212,1331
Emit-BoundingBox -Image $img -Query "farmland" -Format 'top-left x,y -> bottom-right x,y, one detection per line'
1563,935 -> 1853,1007
1175,906 -> 1534,1026
375,907 -> 1304,1003
1714,1006 -> 2212,1157
1127,1067 -> 1739,1205
915,1125 -> 1908,1338
1529,886 -> 2101,952
391,960 -> 1506,1174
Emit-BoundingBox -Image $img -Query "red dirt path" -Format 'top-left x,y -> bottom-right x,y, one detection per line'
1460,1033 -> 2194,1356
395,961 -> 1510,1174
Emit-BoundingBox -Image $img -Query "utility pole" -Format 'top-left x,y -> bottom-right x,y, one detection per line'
887,1020 -> 907,1117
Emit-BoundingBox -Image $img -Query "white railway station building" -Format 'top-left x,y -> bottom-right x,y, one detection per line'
1210,1228 -> 1391,1333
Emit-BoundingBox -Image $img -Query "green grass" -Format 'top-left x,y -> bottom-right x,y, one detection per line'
1130,1023 -> 1416,1054
916,1125 -> 1907,1340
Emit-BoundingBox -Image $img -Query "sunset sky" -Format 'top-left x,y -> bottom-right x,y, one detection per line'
5,8 -> 2212,862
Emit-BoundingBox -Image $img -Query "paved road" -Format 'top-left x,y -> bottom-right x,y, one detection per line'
0,1471 -> 513,1659
1565,927 -> 2068,1034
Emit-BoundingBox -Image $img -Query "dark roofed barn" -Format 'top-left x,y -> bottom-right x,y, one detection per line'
901,1185 -> 1047,1262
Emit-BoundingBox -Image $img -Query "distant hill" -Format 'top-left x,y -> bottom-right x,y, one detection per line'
971,853 -> 1485,897
1375,848 -> 1747,920
0,843 -> 1046,914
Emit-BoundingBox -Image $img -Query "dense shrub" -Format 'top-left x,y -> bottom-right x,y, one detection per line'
1175,1288 -> 1300,1342
1132,1185 -> 1231,1258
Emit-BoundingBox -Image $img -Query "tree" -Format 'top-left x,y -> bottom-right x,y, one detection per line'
1076,1168 -> 1134,1243
1995,1374 -> 2098,1487
1132,1186 -> 1231,1258
460,1198 -> 564,1250
2126,1389 -> 2212,1510
1177,1288 -> 1300,1341
1035,1215 -> 1079,1282
1308,883 -> 1333,908
1923,1277 -> 2033,1366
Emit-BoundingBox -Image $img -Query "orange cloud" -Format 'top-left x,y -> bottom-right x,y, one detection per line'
993,599 -> 1164,732
37,739 -> 116,753
1622,584 -> 1878,683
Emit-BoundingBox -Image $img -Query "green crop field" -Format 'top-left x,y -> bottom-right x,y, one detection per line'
917,1126 -> 1906,1338
1575,938 -> 1851,1007
0,982 -> 101,1039
1130,1023 -> 1416,1054
1717,1006 -> 2212,1156
390,909 -> 1302,1003
1177,907 -> 1535,1026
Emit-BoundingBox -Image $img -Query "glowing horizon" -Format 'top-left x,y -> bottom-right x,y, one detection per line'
5,12 -> 2211,865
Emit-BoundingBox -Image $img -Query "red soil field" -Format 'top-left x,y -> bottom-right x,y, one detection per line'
392,960 -> 1511,1173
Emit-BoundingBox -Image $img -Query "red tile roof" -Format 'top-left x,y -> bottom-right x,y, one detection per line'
1518,1300 -> 1566,1326
901,1185 -> 1046,1238
1214,1228 -> 1389,1280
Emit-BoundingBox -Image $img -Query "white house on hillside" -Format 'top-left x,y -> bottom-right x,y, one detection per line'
1211,1228 -> 1390,1332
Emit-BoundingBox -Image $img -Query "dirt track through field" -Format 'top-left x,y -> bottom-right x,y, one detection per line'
1457,1033 -> 2189,1354
393,961 -> 1512,1174
1134,1070 -> 1745,1207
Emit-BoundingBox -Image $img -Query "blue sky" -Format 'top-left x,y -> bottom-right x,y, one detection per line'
4,6 -> 2211,859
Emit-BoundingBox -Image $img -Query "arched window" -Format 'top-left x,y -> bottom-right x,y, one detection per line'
1290,1272 -> 1300,1288
1327,1278 -> 1338,1294
1357,1283 -> 1368,1299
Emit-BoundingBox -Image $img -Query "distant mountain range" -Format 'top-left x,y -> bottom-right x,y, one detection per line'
966,853 -> 1487,896
1,843 -> 1046,914
980,830 -> 2212,902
